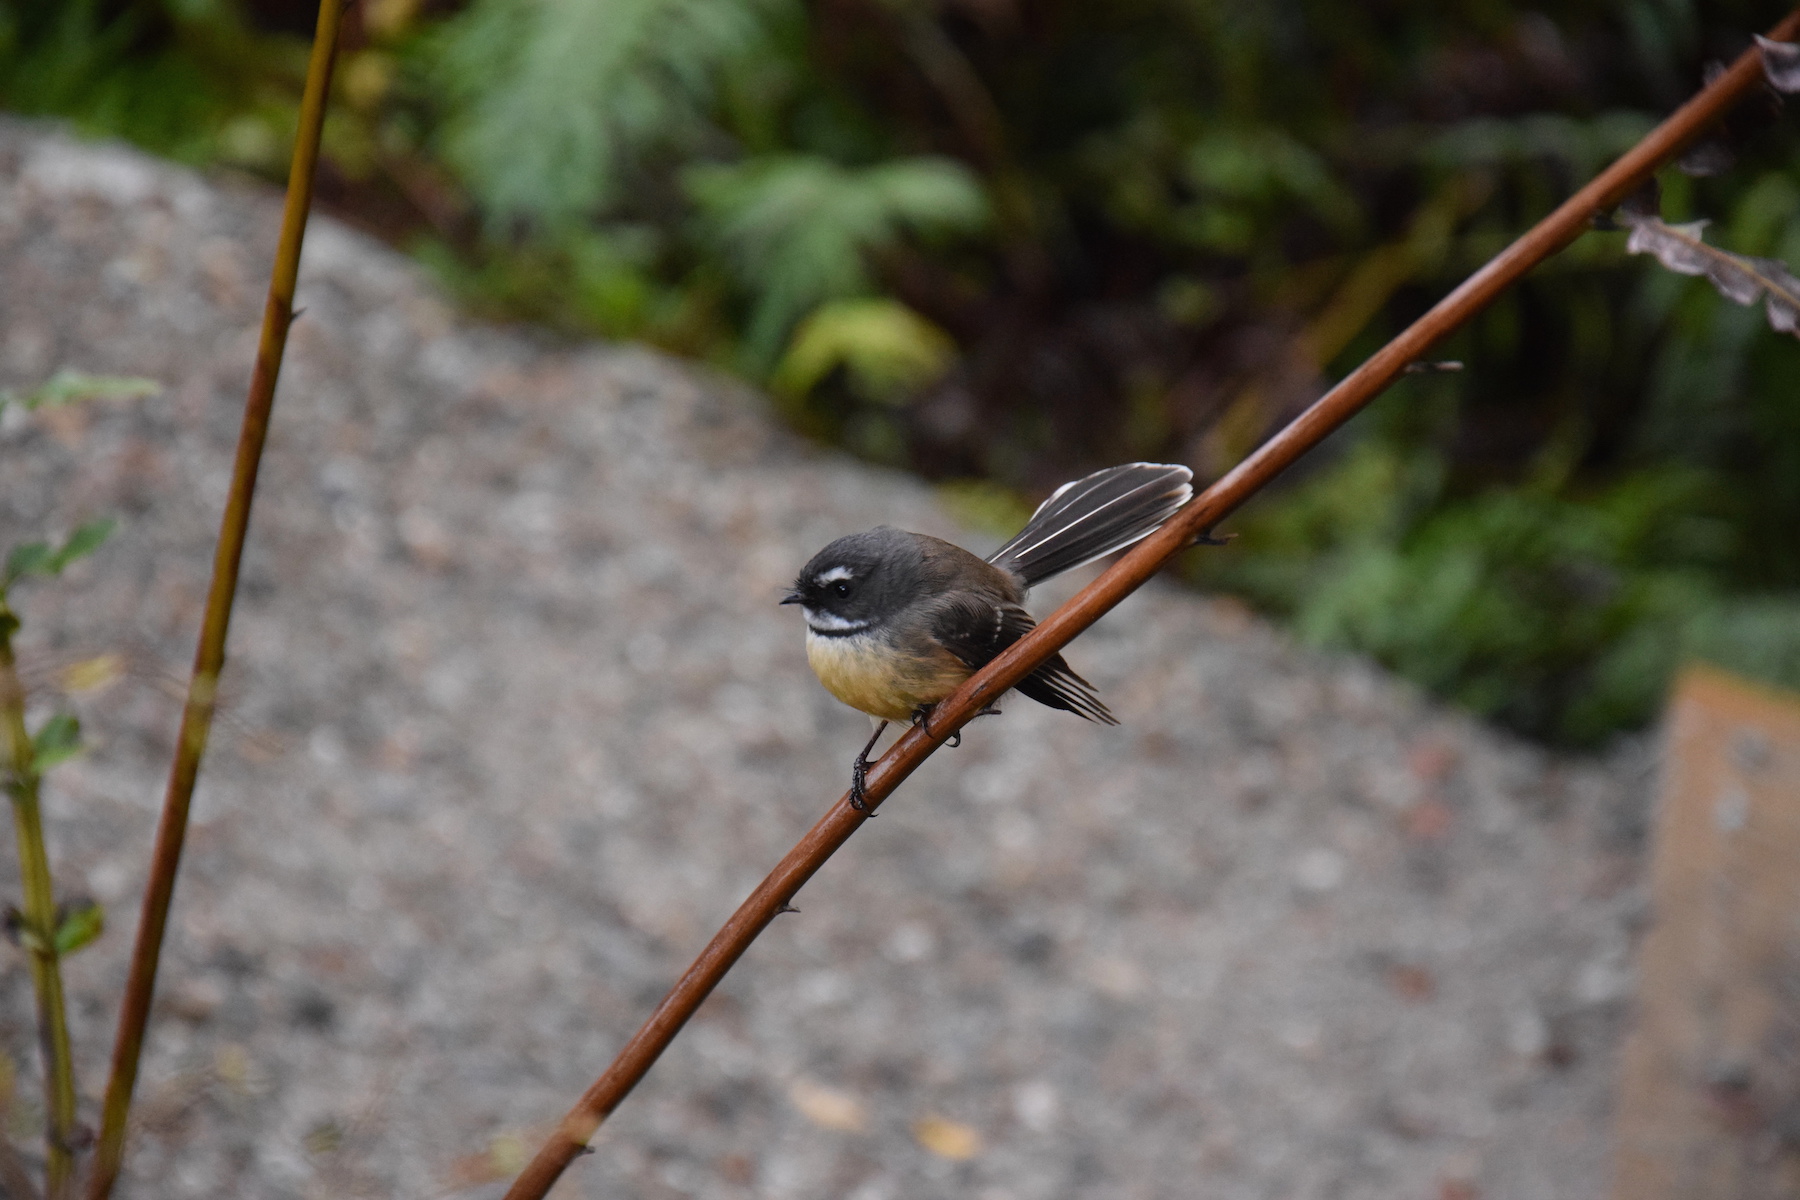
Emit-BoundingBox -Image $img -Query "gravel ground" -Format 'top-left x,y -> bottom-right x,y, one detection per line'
0,119 -> 1651,1200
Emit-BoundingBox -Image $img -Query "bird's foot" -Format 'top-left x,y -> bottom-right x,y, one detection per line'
850,721 -> 888,814
912,704 -> 962,748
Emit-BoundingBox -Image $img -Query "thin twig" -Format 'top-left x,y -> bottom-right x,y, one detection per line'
83,3 -> 347,1196
0,629 -> 77,1198
499,11 -> 1800,1198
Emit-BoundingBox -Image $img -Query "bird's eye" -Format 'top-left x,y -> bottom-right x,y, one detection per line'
832,581 -> 851,598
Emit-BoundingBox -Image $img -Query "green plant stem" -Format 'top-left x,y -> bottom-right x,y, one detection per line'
84,3 -> 345,1197
0,623 -> 78,1199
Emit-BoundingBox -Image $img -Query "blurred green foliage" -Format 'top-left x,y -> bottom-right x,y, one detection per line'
686,153 -> 988,363
4,0 -> 1800,742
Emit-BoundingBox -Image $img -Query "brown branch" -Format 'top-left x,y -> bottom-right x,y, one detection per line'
83,3 -> 347,1196
489,10 -> 1797,1197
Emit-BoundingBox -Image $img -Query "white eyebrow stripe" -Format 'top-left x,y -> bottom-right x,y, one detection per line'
819,566 -> 855,583
805,610 -> 873,633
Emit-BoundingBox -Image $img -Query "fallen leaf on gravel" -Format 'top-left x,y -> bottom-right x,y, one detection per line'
213,1043 -> 262,1096
445,1131 -> 532,1187
61,653 -> 125,693
488,1132 -> 531,1176
789,1078 -> 867,1132
913,1114 -> 981,1160
303,1118 -> 344,1155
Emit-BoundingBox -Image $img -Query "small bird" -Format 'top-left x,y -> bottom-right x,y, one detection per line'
783,462 -> 1194,810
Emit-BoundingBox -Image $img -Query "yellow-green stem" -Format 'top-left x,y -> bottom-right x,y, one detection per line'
84,3 -> 345,1196
0,620 -> 78,1198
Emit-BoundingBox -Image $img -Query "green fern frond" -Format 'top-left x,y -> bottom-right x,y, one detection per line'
685,154 -> 987,363
772,297 -> 956,403
430,0 -> 778,225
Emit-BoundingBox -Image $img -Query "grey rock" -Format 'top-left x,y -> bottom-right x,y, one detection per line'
0,118 -> 1646,1199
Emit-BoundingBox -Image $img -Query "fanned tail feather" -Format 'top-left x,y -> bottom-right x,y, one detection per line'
1017,658 -> 1119,725
987,462 -> 1193,588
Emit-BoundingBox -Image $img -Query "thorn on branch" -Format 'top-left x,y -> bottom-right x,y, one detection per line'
1401,360 -> 1464,374
1189,531 -> 1235,547
776,902 -> 800,916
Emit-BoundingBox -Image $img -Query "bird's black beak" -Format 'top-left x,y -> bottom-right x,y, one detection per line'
780,590 -> 803,606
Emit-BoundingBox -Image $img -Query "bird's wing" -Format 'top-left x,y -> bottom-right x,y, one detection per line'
926,595 -> 1118,725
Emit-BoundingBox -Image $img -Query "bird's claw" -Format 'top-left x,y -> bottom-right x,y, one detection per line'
911,704 -> 961,747
850,721 -> 887,814
851,756 -> 873,812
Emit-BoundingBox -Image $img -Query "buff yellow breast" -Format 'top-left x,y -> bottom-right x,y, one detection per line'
805,629 -> 972,723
